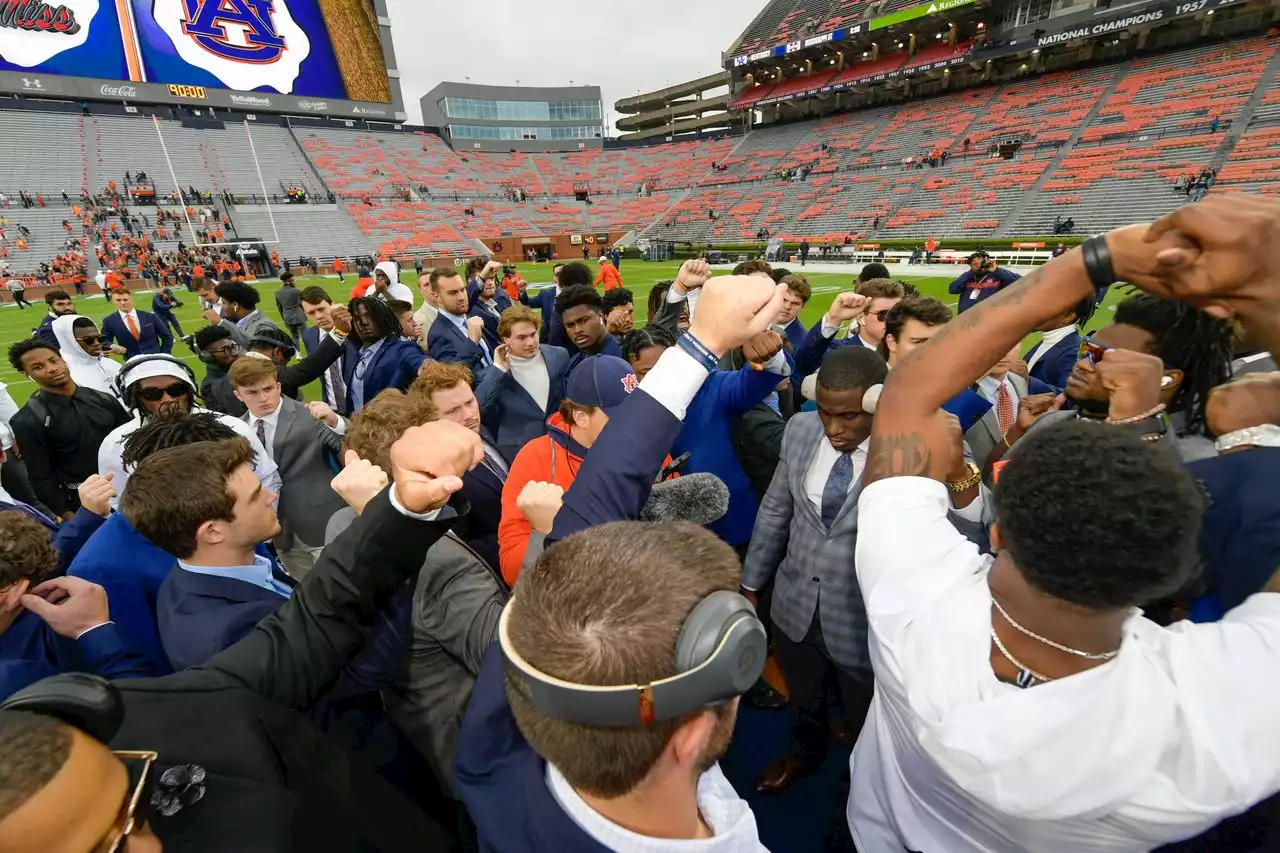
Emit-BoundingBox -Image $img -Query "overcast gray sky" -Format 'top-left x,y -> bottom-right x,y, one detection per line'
382,0 -> 760,130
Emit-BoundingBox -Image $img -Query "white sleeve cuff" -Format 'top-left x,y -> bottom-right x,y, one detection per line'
764,350 -> 790,377
326,417 -> 348,437
665,287 -> 689,304
388,485 -> 444,521
75,621 -> 113,641
950,487 -> 987,522
638,346 -> 710,421
821,320 -> 842,338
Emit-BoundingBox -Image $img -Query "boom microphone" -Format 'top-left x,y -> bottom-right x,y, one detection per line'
640,473 -> 730,526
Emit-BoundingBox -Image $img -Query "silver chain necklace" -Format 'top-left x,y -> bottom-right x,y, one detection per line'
990,626 -> 1051,688
991,596 -> 1120,661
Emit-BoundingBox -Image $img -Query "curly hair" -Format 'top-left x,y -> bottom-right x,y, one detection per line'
0,511 -> 59,588
1112,294 -> 1234,436
620,325 -> 675,365
348,296 -> 400,347
554,284 -> 603,317
343,390 -> 434,475
995,419 -> 1203,609
7,339 -> 58,373
214,280 -> 260,310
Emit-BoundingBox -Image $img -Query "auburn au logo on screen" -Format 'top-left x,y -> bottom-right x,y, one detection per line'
178,0 -> 287,63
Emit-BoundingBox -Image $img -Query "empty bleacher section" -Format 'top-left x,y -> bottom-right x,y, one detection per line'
92,117 -> 318,199
230,205 -> 374,260
4,35 -> 1280,273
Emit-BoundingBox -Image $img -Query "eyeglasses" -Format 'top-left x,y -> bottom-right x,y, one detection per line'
206,343 -> 238,357
101,750 -> 157,853
137,382 -> 189,403
1077,335 -> 1110,365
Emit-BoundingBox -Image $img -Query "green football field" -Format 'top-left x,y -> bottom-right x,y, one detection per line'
0,260 -> 1124,406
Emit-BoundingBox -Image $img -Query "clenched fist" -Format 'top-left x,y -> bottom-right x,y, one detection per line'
465,316 -> 485,343
742,329 -> 784,369
390,421 -> 484,513
331,450 -> 389,514
516,480 -> 564,534
674,258 -> 712,294
825,293 -> 870,325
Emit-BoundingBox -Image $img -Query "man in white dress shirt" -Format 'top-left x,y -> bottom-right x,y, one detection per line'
847,209 -> 1280,853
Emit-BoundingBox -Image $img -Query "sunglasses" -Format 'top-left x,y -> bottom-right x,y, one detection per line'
138,382 -> 189,403
101,750 -> 157,853
871,309 -> 891,323
1077,336 -> 1110,365
77,335 -> 101,346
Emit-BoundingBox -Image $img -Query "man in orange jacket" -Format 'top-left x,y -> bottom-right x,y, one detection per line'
498,355 -> 672,586
594,255 -> 623,291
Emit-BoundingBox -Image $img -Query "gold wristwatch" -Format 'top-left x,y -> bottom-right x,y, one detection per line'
946,461 -> 981,492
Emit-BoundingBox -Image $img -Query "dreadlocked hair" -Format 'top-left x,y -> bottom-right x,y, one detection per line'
348,296 -> 400,347
1069,293 -> 1097,329
1113,293 -> 1234,437
620,325 -> 676,364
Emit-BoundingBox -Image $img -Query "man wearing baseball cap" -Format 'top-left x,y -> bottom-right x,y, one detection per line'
497,355 -> 662,586
947,251 -> 1021,314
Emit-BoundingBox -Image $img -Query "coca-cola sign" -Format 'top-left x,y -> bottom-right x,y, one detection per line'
99,83 -> 137,98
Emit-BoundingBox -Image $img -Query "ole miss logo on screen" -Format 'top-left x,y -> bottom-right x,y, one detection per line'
179,0 -> 285,63
0,0 -> 82,34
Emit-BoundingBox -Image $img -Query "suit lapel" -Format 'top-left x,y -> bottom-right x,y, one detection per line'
274,399 -> 297,459
791,416 -> 826,529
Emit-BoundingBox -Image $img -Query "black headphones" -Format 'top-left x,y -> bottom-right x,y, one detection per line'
248,332 -> 297,362
115,353 -> 199,411
0,673 -> 124,743
500,590 -> 766,727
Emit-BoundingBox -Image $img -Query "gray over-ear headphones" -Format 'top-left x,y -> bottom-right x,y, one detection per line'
500,589 -> 766,726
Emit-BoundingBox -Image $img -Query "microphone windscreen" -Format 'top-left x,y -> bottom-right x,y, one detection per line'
640,473 -> 730,526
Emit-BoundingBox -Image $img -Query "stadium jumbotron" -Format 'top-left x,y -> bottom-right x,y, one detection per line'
0,1 -> 1279,849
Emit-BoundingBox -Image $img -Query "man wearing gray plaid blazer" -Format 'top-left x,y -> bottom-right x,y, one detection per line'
742,347 -> 988,795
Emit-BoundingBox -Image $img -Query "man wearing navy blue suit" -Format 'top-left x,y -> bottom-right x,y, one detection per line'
123,435 -> 293,671
100,289 -> 172,360
775,274 -> 811,352
475,305 -> 570,464
342,296 -> 426,414
794,279 -> 904,380
1023,294 -> 1096,393
412,361 -> 506,570
427,267 -> 491,383
469,273 -> 514,351
299,285 -> 349,411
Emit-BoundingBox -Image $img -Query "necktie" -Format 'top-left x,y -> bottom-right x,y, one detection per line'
255,418 -> 268,454
820,452 -> 853,530
125,313 -> 140,340
995,381 -> 1015,436
480,448 -> 507,484
327,359 -> 346,413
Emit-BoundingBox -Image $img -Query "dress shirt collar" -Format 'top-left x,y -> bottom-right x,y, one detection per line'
176,554 -> 291,598
118,308 -> 137,323
442,309 -> 468,331
977,374 -> 1016,404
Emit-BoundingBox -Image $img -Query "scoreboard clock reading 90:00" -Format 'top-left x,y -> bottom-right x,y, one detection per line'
0,0 -> 393,104
167,83 -> 206,99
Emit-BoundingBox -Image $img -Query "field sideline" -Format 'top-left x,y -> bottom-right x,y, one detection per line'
0,259 -> 1123,406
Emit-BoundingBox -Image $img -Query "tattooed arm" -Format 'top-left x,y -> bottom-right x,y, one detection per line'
863,225 -> 1187,485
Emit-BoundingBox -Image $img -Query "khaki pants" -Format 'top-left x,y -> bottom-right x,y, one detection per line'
277,538 -> 325,581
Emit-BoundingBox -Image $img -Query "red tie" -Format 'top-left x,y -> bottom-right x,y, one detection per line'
125,313 -> 140,340
996,381 -> 1015,436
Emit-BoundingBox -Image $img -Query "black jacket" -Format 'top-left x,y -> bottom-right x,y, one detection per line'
201,336 -> 346,416
108,490 -> 461,852
731,403 -> 787,505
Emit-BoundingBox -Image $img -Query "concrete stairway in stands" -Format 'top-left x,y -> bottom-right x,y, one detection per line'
1207,46 -> 1280,174
995,61 -> 1129,237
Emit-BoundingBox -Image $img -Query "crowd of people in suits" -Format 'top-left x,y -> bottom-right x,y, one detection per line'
1,192 -> 1280,853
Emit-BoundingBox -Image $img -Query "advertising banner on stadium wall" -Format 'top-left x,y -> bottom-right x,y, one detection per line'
1006,0 -> 1247,49
751,50 -> 970,106
730,25 -> 864,69
870,0 -> 977,31
0,0 -> 397,113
